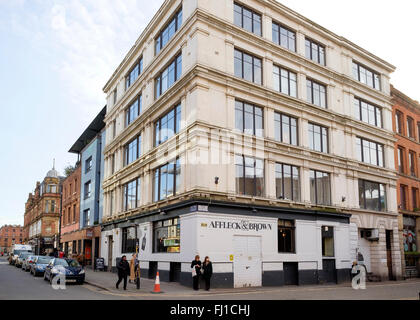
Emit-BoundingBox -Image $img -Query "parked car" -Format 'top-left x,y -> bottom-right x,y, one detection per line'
44,258 -> 85,284
22,255 -> 38,272
15,252 -> 33,268
30,256 -> 53,277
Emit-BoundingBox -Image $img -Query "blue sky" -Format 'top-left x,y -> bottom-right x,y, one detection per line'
0,0 -> 419,226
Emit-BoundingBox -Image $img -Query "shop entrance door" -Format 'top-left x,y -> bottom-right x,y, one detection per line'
233,236 -> 262,288
386,230 -> 394,280
108,236 -> 113,272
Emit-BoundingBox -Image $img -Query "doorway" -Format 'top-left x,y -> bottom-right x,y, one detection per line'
169,262 -> 181,282
283,262 -> 298,285
233,236 -> 262,288
107,236 -> 113,272
386,230 -> 395,280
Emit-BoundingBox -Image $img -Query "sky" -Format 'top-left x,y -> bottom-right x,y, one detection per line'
0,0 -> 419,226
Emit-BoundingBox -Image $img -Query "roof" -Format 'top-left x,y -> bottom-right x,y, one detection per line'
69,106 -> 107,154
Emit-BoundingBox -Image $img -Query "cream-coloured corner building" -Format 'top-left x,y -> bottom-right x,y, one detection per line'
100,0 -> 402,288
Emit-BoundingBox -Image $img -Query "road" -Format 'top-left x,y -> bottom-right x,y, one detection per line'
1,257 -> 419,300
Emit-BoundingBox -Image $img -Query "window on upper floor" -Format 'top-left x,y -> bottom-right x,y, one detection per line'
307,79 -> 327,108
73,204 -> 76,222
398,147 -> 405,174
308,123 -> 328,153
352,61 -> 381,90
234,2 -> 262,36
113,89 -> 117,105
399,185 -> 408,211
155,8 -> 183,55
275,163 -> 300,202
155,54 -> 182,99
84,181 -> 91,199
83,209 -> 90,228
125,95 -> 142,127
124,135 -> 141,166
111,153 -> 115,175
235,100 -> 263,137
273,66 -> 297,98
305,38 -> 325,66
125,57 -> 143,90
395,111 -> 403,134
412,188 -> 419,210
274,112 -> 298,146
354,98 -> 382,128
359,179 -> 386,212
409,151 -> 417,177
235,155 -> 264,197
123,178 -> 141,211
234,49 -> 262,85
153,158 -> 181,202
407,116 -> 415,139
356,137 -> 384,167
85,157 -> 92,173
418,122 -> 420,143
272,22 -> 296,52
310,170 -> 331,206
154,103 -> 181,147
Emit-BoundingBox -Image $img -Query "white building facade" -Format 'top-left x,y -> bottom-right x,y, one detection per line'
100,0 -> 401,287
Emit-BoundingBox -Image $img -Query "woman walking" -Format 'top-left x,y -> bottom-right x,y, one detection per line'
129,253 -> 137,283
191,255 -> 202,290
202,256 -> 213,291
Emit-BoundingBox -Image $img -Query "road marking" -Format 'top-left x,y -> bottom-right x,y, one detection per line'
0,262 -> 8,265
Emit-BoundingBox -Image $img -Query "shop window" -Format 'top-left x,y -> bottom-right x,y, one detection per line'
278,220 -> 295,253
121,227 -> 137,254
153,218 -> 180,253
322,226 -> 334,257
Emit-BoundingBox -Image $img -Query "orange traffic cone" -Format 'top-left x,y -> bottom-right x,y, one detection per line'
151,271 -> 163,294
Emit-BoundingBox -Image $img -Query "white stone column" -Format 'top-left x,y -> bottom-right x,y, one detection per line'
296,31 -> 306,57
266,160 -> 276,199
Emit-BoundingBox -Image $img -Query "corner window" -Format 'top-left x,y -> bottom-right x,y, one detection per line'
272,22 -> 295,51
235,100 -> 263,137
273,66 -> 297,97
352,61 -> 381,90
305,38 -> 325,65
155,54 -> 182,99
234,3 -> 262,36
234,49 -> 262,85
153,218 -> 180,253
278,220 -> 295,253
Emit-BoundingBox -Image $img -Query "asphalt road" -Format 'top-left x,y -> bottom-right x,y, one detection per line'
1,256 -> 419,300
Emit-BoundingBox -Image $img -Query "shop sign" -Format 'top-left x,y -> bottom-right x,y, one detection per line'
208,220 -> 272,232
229,254 -> 234,261
86,229 -> 93,238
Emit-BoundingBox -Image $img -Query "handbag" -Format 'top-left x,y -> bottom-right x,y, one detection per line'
191,266 -> 197,277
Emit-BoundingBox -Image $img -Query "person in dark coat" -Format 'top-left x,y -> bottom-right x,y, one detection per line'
202,256 -> 213,291
191,255 -> 202,290
116,255 -> 130,290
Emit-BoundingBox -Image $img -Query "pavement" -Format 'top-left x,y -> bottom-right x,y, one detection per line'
1,256 -> 420,300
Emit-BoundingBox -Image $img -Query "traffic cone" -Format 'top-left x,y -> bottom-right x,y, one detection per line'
151,271 -> 163,294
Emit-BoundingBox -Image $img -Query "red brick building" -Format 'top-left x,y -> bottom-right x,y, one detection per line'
60,163 -> 82,257
23,167 -> 62,255
391,86 -> 420,278
0,225 -> 23,254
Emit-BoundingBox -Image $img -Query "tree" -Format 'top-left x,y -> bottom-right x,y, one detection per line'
63,165 -> 75,177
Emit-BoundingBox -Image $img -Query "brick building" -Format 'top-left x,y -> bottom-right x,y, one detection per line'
391,86 -> 420,278
24,167 -> 63,255
59,163 -> 82,257
0,225 -> 23,254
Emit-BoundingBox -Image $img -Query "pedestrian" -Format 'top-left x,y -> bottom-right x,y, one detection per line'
191,255 -> 202,291
116,255 -> 130,290
77,253 -> 84,267
129,253 -> 138,283
202,256 -> 213,291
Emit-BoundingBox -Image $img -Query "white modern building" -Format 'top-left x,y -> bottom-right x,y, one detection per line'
100,0 -> 402,288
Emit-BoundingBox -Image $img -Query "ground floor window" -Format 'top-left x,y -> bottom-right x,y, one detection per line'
278,219 -> 295,253
403,216 -> 417,253
153,218 -> 180,253
121,227 -> 137,254
322,226 -> 334,257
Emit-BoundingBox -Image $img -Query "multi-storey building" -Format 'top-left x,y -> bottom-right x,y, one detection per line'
59,162 -> 81,257
100,0 -> 401,286
391,86 -> 420,278
69,107 -> 106,267
24,167 -> 62,255
0,225 -> 23,254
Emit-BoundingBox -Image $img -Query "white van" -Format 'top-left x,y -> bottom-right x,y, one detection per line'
10,244 -> 33,265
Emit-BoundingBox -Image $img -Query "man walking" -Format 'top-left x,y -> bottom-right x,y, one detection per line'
116,255 -> 130,290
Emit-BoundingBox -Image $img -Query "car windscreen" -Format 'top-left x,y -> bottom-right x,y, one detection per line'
13,250 -> 29,256
54,259 -> 69,267
66,259 -> 81,267
19,253 -> 31,258
37,257 -> 52,264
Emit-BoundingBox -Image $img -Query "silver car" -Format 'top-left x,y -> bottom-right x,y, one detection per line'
22,255 -> 38,272
15,252 -> 33,268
